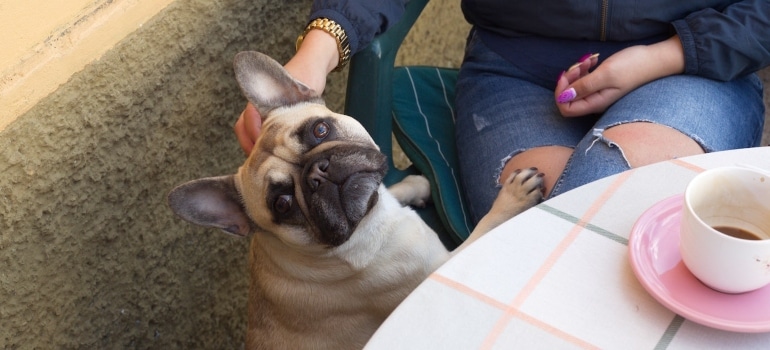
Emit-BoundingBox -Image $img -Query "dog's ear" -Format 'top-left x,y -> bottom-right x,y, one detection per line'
167,175 -> 253,237
233,51 -> 323,117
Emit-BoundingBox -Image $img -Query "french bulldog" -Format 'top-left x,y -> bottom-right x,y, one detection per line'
167,51 -> 544,349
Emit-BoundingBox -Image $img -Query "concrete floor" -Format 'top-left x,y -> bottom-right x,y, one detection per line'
0,0 -> 311,347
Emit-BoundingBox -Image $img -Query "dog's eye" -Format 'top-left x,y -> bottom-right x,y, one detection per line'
313,121 -> 330,140
274,195 -> 293,214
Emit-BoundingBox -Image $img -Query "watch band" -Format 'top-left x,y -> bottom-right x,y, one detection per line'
296,18 -> 351,72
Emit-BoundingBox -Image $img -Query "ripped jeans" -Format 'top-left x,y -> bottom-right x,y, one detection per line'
455,31 -> 765,224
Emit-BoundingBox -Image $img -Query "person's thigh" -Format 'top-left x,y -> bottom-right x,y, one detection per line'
552,73 -> 765,197
455,32 -> 595,223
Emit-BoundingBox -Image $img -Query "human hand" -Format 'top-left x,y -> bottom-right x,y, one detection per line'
234,102 -> 262,155
555,48 -> 646,117
555,36 -> 685,117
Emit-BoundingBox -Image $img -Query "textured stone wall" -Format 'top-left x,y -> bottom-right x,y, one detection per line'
0,0 -> 343,348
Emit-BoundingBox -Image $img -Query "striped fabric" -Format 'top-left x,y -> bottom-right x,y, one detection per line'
367,147 -> 770,349
391,66 -> 472,243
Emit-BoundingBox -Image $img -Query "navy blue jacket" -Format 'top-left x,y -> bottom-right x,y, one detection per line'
310,0 -> 770,81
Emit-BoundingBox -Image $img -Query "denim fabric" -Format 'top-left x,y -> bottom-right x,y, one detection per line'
455,30 -> 765,224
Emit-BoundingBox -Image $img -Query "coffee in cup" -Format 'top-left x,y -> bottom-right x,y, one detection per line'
679,166 -> 770,294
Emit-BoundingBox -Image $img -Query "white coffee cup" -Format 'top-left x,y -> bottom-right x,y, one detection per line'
679,166 -> 770,294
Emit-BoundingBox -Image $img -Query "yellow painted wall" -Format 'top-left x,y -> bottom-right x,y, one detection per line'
0,0 -> 175,131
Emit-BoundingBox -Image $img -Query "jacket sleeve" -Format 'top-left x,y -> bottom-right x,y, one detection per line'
672,0 -> 770,81
309,0 -> 410,55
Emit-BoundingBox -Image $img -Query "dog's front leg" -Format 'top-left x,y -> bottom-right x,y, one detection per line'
387,175 -> 431,208
456,168 -> 544,252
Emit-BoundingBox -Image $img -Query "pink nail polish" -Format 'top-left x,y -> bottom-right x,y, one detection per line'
558,88 -> 577,104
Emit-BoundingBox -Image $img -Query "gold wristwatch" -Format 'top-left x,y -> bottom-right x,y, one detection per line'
296,18 -> 351,72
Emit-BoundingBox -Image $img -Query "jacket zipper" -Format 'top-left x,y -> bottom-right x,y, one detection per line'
600,0 -> 609,41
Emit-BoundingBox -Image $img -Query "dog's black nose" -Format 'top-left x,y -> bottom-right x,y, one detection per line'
307,159 -> 330,191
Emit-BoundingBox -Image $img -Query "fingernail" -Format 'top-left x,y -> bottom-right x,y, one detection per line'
579,53 -> 601,63
557,70 -> 565,81
578,53 -> 592,62
567,62 -> 581,72
557,88 -> 577,104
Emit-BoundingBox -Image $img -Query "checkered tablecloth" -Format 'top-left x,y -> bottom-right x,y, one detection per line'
366,147 -> 770,349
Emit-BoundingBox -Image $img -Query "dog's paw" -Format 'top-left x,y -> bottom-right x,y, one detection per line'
494,167 -> 544,217
460,168 -> 545,248
387,175 -> 431,208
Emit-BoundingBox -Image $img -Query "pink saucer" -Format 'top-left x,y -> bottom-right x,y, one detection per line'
628,194 -> 770,333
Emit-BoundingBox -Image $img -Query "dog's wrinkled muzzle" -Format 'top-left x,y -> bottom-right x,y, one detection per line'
302,145 -> 387,247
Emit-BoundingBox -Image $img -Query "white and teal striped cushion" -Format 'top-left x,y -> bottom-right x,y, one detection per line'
391,66 -> 472,242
